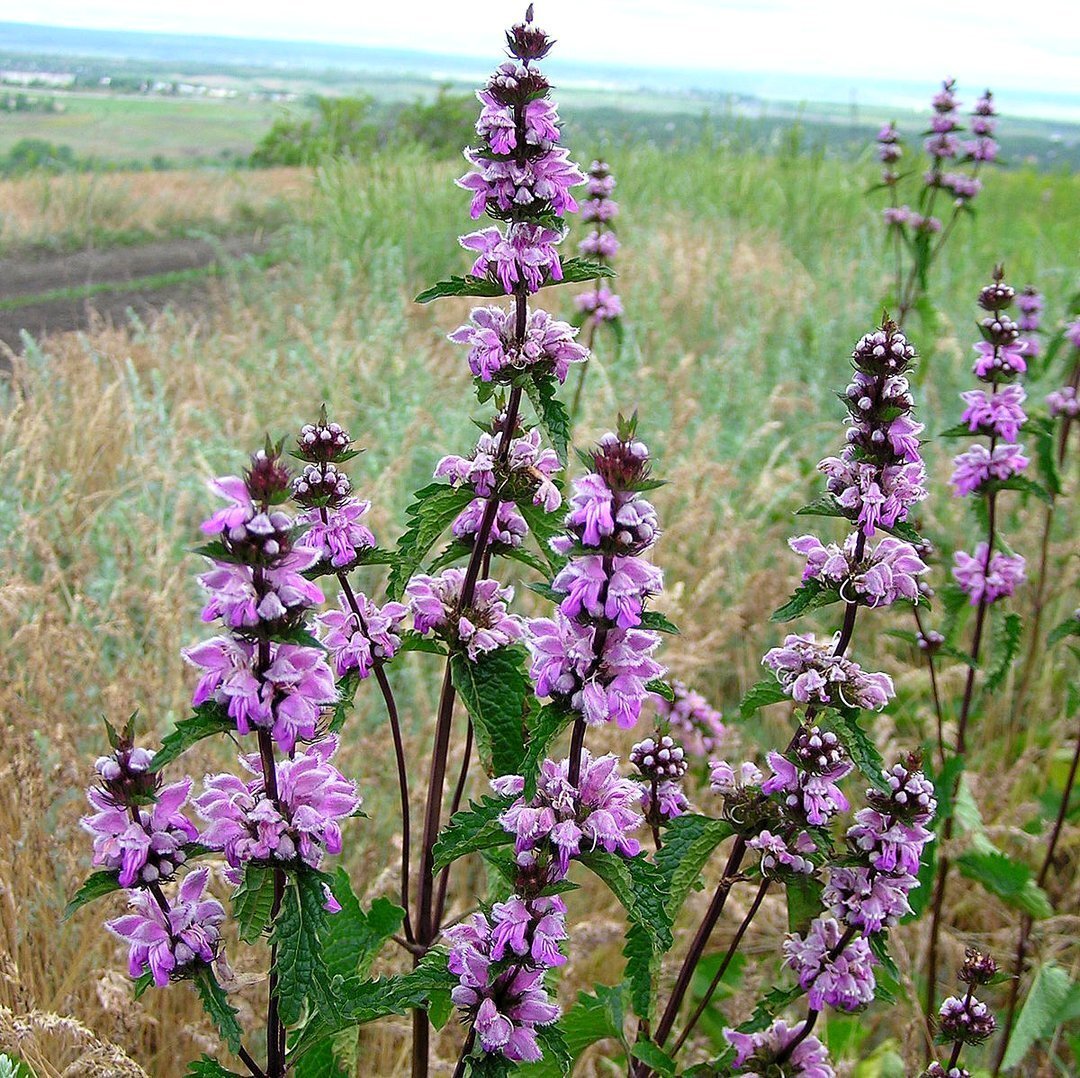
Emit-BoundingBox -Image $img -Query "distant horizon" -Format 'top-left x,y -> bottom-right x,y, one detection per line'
2,15 -> 1080,125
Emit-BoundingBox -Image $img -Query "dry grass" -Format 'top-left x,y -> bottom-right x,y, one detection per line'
0,167 -> 310,253
1,150 -> 1077,1074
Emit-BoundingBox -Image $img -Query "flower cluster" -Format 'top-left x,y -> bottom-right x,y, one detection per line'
1047,386 -> 1079,420
783,916 -> 876,1011
575,159 -> 622,324
725,1018 -> 835,1077
651,679 -> 725,757
319,590 -> 408,679
951,269 -> 1028,604
525,424 -> 665,728
820,321 -> 927,536
789,532 -> 928,607
406,567 -> 524,661
195,737 -> 361,875
435,415 -> 561,548
762,726 -> 852,827
1016,286 -> 1043,358
825,755 -> 936,934
763,633 -> 894,711
496,750 -> 644,879
631,733 -> 690,821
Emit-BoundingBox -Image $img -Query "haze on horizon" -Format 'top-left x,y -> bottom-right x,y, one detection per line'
6,0 -> 1080,98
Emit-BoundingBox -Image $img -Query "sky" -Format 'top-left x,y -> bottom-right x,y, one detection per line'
4,0 -> 1080,96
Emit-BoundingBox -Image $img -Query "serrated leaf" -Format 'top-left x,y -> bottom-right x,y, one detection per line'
646,677 -> 675,702
983,612 -> 1022,694
516,501 -> 568,574
639,610 -> 680,634
560,985 -> 628,1058
415,273 -> 506,303
514,1025 -> 574,1077
185,1057 -> 244,1078
868,931 -> 901,981
397,630 -> 447,655
795,495 -> 847,520
523,703 -> 573,799
322,867 -> 405,981
555,257 -> 618,286
631,1041 -> 677,1076
771,579 -> 842,622
193,966 -> 243,1054
1029,415 -> 1063,498
386,483 -> 476,599
956,850 -> 1053,920
151,703 -> 235,771
327,668 -> 360,734
432,796 -> 513,873
739,678 -> 789,718
64,870 -> 123,919
293,1040 -> 349,1078
1048,617 -> 1080,647
233,864 -> 277,943
274,868 -> 342,1027
1001,962 -> 1074,1069
818,710 -> 889,792
654,814 -> 734,921
785,874 -> 823,933
450,647 -> 530,777
938,421 -> 981,438
523,375 -> 571,465
989,475 -> 1054,505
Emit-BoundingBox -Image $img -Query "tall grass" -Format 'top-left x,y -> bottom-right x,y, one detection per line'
2,144 -> 1077,1074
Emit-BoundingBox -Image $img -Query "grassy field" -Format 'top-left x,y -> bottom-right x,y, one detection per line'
1,145 -> 1078,1074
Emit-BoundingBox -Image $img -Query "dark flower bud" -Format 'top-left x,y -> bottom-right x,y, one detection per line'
959,948 -> 998,986
292,462 -> 352,509
938,993 -> 996,1044
296,413 -> 353,463
630,735 -> 688,781
245,443 -> 291,505
505,8 -> 554,61
791,725 -> 845,774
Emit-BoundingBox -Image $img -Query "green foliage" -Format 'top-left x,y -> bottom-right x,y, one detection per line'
1028,415 -> 1063,497
795,495 -> 847,520
1048,615 -> 1080,647
516,500 -> 568,574
785,874 -> 823,933
1001,963 -> 1074,1069
232,863 -> 277,943
151,702 -> 235,772
988,475 -> 1053,505
185,1058 -> 244,1078
956,850 -> 1053,920
523,375 -> 572,464
646,677 -> 676,702
322,867 -> 404,981
292,1041 -> 349,1078
416,259 -> 614,304
193,966 -> 243,1054
818,709 -> 889,791
274,868 -> 342,1027
559,985 -> 629,1058
451,647 -> 530,777
522,704 -> 573,798
386,482 -> 475,599
392,86 -> 475,154
654,814 -> 734,921
771,579 -> 842,622
513,1025 -> 574,1077
327,668 -> 361,734
432,796 -> 513,873
64,870 -> 122,919
983,612 -> 1023,694
250,95 -> 378,167
631,1041 -> 677,1076
639,610 -> 680,634
739,678 -> 789,718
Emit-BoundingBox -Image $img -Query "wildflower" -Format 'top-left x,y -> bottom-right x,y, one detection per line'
823,867 -> 916,934
1047,386 -> 1079,420
105,868 -> 225,987
959,385 -> 1027,441
1066,318 -> 1080,349
406,568 -> 524,660
652,680 -> 725,757
750,830 -> 817,877
848,807 -> 933,877
461,222 -> 563,295
296,499 -> 375,568
950,442 -> 1028,496
789,532 -> 928,607
783,916 -> 876,1011
195,737 -> 360,871
574,287 -> 624,321
762,633 -> 895,711
761,736 -> 852,827
318,592 -> 408,678
725,1018 -> 835,1077
938,995 -> 996,1044
952,545 -> 1026,605
709,760 -> 763,795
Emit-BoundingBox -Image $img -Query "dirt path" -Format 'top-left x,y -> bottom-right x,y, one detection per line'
0,235 -> 267,351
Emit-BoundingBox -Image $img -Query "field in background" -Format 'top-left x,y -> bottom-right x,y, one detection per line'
1,142 -> 1078,1074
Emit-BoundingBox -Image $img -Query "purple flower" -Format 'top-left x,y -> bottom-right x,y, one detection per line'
261,644 -> 338,752
640,779 -> 690,820
498,750 -> 643,878
952,545 -> 1026,605
783,916 -> 876,1011
199,475 -> 254,537
457,147 -> 584,219
726,1018 -> 835,1077
406,568 -> 524,661
194,737 -> 360,870
318,591 -> 408,678
973,339 -> 1027,379
1047,386 -> 1079,420
197,547 -> 324,629
789,532 -> 927,607
461,222 -> 563,295
579,230 -> 620,259
762,749 -> 852,827
763,634 -> 894,711
959,385 -> 1027,441
296,499 -> 375,568
105,868 -> 225,987
709,759 -> 763,795
82,780 -> 199,887
1066,319 -> 1080,349
652,680 -> 725,757
574,287 -> 623,321
449,306 -> 588,384
749,830 -> 817,877
882,205 -> 911,226
848,808 -> 933,876
950,442 -> 1028,496
581,197 -> 618,222
553,554 -> 662,629
939,994 -> 996,1044
823,866 -> 916,934
820,453 -> 927,536
490,895 -> 567,968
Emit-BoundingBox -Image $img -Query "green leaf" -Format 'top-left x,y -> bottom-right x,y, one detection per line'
523,375 -> 571,464
185,1057 -> 244,1078
654,814 -> 734,921
557,258 -> 618,286
386,483 -> 475,600
64,870 -> 122,919
956,850 -> 1053,920
292,1040 -> 349,1078
233,864 -> 277,943
193,967 -> 243,1054
516,501 -> 568,574
133,970 -> 154,999
1001,963 -> 1074,1069
938,421 -> 982,438
497,543 -> 550,576
274,868 -> 342,1027
1048,616 -> 1080,647
739,678 -> 789,719
560,985 -> 628,1058
988,475 -> 1054,505
151,702 -> 235,772
415,273 -> 506,304
631,1041 -> 677,1076
397,630 -> 448,655
523,703 -> 573,799
818,710 -> 889,792
450,647 -> 530,778
983,612 -> 1022,694
1029,415 -> 1063,498
328,668 -> 361,734
639,610 -> 680,634
785,874 -> 823,933
771,580 -> 842,622
795,495 -> 847,520
646,677 -> 676,702
322,868 -> 405,981
514,1025 -> 574,1077
432,796 -> 513,873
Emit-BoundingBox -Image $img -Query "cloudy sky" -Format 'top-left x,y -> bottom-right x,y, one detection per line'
6,0 -> 1080,95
